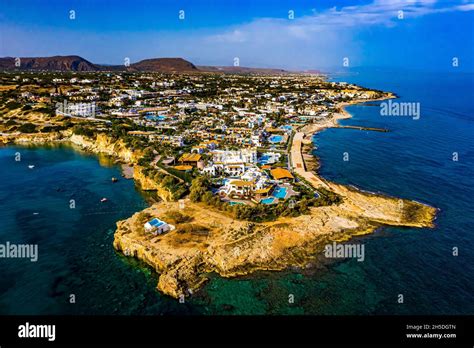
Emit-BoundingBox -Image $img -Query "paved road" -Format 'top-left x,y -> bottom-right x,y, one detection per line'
290,132 -> 330,189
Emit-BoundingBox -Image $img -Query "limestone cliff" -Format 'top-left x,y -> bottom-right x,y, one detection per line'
70,133 -> 142,164
2,131 -> 142,165
1,131 -> 68,145
114,198 -> 437,299
133,165 -> 175,202
1,130 -> 178,202
69,134 -> 177,202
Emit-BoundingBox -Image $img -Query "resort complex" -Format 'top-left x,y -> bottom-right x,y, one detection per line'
0,63 -> 436,300
0,68 -> 392,220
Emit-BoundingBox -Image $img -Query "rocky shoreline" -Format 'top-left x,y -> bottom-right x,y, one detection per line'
1,91 -> 438,300
113,192 -> 436,298
112,91 -> 438,299
1,131 -> 177,202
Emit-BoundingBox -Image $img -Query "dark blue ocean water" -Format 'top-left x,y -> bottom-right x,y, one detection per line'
0,144 -> 202,314
0,69 -> 472,315
310,69 -> 474,314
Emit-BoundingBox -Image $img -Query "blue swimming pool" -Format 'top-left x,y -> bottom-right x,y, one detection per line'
145,115 -> 166,121
260,197 -> 276,204
258,154 -> 270,164
229,201 -> 245,206
268,135 -> 283,143
272,186 -> 287,199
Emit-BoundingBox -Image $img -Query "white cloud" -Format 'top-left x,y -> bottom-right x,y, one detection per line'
207,0 -> 474,44
1,0 -> 472,70
195,0 -> 474,69
456,3 -> 474,11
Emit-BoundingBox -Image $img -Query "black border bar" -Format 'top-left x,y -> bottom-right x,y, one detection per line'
0,315 -> 473,346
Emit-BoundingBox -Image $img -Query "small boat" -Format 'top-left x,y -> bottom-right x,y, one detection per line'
100,198 -> 108,203
111,177 -> 118,183
33,212 -> 39,215
28,165 -> 35,169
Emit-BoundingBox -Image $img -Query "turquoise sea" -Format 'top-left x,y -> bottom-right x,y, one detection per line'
0,69 -> 473,314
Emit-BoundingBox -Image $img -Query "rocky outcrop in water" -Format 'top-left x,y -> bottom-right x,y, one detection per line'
113,197 -> 437,299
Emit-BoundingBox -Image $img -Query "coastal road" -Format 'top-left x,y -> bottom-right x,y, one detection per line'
290,132 -> 330,189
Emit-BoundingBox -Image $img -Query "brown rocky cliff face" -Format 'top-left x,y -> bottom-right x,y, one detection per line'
1,132 -> 67,144
4,130 -> 177,202
132,166 -> 175,202
113,198 -> 437,299
69,133 -> 141,164
69,134 -> 175,202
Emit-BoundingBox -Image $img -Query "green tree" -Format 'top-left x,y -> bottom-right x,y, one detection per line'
18,123 -> 37,133
189,176 -> 210,202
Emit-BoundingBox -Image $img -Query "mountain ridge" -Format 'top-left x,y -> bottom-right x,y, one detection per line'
0,55 -> 302,74
0,55 -> 99,72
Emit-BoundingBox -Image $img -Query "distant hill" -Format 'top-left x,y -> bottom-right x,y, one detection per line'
302,69 -> 322,75
129,58 -> 198,73
0,55 -> 99,71
0,56 -> 199,73
198,65 -> 290,75
0,55 -> 313,75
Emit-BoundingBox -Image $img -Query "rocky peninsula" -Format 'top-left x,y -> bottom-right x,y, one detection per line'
1,83 -> 437,300
112,93 -> 437,299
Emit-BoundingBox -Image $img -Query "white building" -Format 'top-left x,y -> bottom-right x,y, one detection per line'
219,179 -> 254,198
202,163 -> 246,177
259,152 -> 281,165
212,148 -> 257,165
241,167 -> 270,190
144,218 -> 175,235
251,134 -> 262,147
56,101 -> 97,118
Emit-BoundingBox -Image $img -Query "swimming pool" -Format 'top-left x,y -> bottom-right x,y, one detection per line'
145,115 -> 166,121
260,197 -> 276,204
272,186 -> 287,199
229,201 -> 245,206
258,154 -> 270,164
268,135 -> 284,143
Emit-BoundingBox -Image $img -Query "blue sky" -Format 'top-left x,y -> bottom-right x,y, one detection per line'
1,0 -> 473,71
